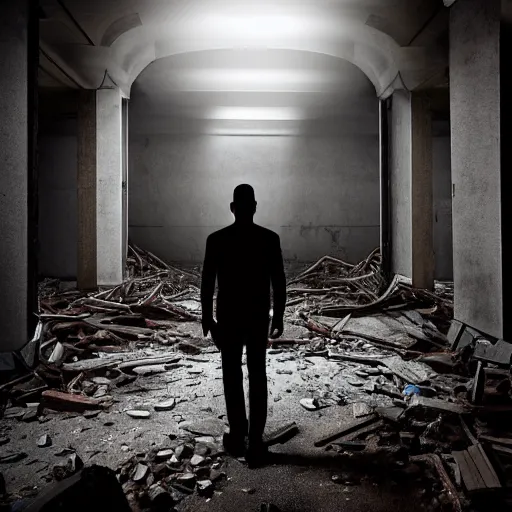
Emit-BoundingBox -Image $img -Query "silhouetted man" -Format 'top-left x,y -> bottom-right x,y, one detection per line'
201,184 -> 286,467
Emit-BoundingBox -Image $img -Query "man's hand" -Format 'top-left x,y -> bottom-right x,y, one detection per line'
203,317 -> 222,350
269,316 -> 284,339
202,317 -> 216,337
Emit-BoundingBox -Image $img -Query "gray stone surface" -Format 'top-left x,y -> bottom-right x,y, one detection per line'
389,90 -> 412,278
450,0 -> 502,337
128,57 -> 380,264
96,87 -> 124,286
0,0 -> 29,352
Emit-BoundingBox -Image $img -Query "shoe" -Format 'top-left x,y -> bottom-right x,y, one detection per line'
223,432 -> 246,457
245,443 -> 270,469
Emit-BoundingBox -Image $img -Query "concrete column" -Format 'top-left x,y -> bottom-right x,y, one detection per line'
411,92 -> 434,290
0,1 -> 30,352
388,90 -> 434,290
96,87 -> 124,286
450,0 -> 503,337
78,91 -> 97,290
77,87 -> 124,288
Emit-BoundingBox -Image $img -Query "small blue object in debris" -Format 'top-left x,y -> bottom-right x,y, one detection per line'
403,384 -> 421,396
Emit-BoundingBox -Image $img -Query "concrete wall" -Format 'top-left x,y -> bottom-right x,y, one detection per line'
433,129 -> 453,281
38,92 -> 79,279
129,129 -> 380,263
0,1 -> 29,352
450,0 -> 502,337
38,122 -> 78,278
389,90 -> 412,278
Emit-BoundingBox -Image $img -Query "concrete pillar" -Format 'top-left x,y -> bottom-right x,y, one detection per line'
388,90 -> 434,290
78,91 -> 97,290
97,87 -> 124,286
450,0 -> 503,338
411,93 -> 434,290
77,87 -> 124,289
0,1 -> 32,352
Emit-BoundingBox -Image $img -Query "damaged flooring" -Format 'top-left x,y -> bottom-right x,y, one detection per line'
3,247 -> 512,511
2,320 -> 438,511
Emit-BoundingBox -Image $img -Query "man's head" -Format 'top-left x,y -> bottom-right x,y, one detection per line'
230,184 -> 257,221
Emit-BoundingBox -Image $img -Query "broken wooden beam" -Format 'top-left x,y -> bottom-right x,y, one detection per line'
263,422 -> 299,447
411,454 -> 462,512
407,395 -> 468,415
452,444 -> 501,493
314,414 -> 379,447
118,355 -> 181,372
473,338 -> 512,366
479,435 -> 512,448
41,390 -> 101,413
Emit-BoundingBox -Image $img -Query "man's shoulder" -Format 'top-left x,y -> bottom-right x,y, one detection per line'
206,226 -> 232,245
253,224 -> 280,242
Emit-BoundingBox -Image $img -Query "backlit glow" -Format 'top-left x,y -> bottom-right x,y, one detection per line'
206,106 -> 303,121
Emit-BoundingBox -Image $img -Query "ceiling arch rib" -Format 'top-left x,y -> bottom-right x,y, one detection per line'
111,19 -> 402,96
38,1 -> 446,98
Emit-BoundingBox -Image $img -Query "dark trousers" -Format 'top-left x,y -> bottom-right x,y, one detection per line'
218,323 -> 268,445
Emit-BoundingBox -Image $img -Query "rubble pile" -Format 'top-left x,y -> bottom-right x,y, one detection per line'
117,434 -> 227,511
290,304 -> 512,510
2,245 -> 512,510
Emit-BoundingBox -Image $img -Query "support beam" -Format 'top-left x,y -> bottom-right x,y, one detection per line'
450,0 -> 503,338
388,91 -> 434,290
0,1 -> 35,352
96,87 -> 124,286
411,92 -> 434,289
77,91 -> 97,290
379,99 -> 391,278
78,87 -> 124,289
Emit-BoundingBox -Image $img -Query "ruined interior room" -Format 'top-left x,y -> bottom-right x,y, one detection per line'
1,0 -> 512,511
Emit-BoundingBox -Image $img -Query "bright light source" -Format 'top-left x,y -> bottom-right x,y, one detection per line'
205,14 -> 310,39
206,106 -> 303,121
176,69 -> 326,91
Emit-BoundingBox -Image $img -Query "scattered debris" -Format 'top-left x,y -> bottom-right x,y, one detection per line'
126,410 -> 151,419
37,434 -> 52,448
41,390 -> 101,413
154,398 -> 176,412
299,398 -> 319,411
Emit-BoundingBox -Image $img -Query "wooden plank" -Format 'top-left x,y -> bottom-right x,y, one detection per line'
408,395 -> 467,415
452,450 -> 485,492
467,444 -> 501,489
263,422 -> 299,447
411,454 -> 462,512
331,313 -> 352,334
42,390 -> 101,412
447,320 -> 465,350
460,417 -> 478,445
341,420 -> 384,442
380,355 -> 432,383
480,435 -> 512,447
473,339 -> 512,366
491,444 -> 512,458
314,414 -> 379,447
327,352 -> 381,365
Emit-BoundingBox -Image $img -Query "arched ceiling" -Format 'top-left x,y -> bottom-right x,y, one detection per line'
129,50 -> 378,130
39,0 -> 449,98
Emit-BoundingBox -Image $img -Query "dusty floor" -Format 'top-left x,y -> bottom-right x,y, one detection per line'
0,317 -> 436,511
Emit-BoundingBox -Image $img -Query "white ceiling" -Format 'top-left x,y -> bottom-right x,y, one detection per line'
39,0 -> 448,118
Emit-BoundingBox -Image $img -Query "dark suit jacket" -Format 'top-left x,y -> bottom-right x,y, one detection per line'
201,223 -> 286,329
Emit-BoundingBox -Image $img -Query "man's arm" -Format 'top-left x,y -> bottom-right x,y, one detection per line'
270,234 -> 286,338
201,235 -> 217,336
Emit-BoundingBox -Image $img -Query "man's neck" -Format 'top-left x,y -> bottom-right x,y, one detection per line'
234,218 -> 254,226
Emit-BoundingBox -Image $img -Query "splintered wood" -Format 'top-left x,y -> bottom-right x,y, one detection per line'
452,444 -> 501,493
